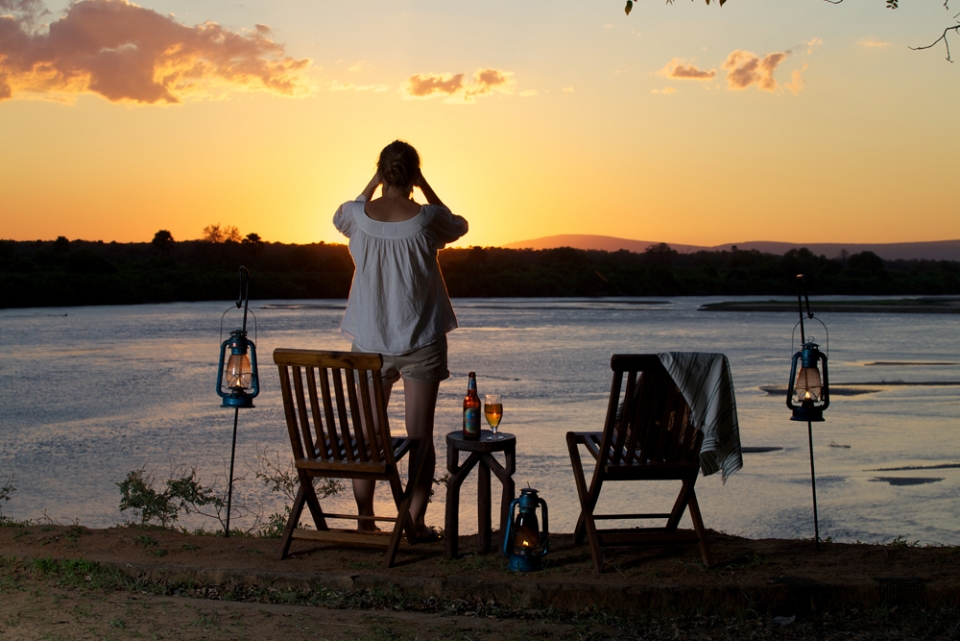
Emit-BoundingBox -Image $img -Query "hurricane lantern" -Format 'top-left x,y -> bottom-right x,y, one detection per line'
787,338 -> 829,422
217,329 -> 259,408
502,488 -> 549,572
216,266 -> 258,537
786,274 -> 830,550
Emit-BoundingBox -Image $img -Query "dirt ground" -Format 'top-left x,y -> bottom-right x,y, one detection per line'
2,524 -> 960,640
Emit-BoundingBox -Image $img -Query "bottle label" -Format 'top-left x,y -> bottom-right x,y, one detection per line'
464,407 -> 480,437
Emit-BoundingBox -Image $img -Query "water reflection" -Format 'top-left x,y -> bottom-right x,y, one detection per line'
0,297 -> 958,545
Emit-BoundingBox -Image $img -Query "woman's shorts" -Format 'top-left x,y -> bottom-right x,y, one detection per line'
353,337 -> 449,385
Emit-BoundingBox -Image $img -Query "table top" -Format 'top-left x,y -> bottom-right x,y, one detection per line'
446,430 -> 515,452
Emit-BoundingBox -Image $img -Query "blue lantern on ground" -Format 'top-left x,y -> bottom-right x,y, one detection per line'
502,488 -> 549,572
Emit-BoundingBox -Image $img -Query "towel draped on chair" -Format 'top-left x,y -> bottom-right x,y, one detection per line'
657,352 -> 743,483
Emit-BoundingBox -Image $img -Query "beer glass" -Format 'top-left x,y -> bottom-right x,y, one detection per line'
484,394 -> 503,440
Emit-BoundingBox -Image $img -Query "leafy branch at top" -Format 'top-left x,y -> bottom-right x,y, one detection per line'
623,0 -> 960,62
910,17 -> 960,62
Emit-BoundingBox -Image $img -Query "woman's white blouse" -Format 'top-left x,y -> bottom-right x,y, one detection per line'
333,195 -> 468,355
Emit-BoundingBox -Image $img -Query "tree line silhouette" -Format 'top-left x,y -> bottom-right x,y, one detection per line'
1,235 -> 958,308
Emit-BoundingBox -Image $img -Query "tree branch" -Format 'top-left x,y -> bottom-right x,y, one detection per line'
910,24 -> 960,62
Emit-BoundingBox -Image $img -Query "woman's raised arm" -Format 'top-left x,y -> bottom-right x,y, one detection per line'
415,173 -> 445,208
361,173 -> 381,200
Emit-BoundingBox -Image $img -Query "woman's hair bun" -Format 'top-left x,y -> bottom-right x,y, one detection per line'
378,140 -> 420,190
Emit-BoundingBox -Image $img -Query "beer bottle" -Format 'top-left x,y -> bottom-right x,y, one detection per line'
463,372 -> 481,440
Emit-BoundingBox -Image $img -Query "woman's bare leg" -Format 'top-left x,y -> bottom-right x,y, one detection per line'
401,377 -> 440,537
353,379 -> 394,531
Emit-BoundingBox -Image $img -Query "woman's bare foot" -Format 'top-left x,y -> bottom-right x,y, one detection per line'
414,525 -> 441,542
357,519 -> 381,532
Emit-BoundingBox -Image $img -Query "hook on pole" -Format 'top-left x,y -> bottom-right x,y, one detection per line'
237,266 -> 251,333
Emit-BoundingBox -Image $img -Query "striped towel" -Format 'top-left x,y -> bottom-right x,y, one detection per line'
658,352 -> 743,483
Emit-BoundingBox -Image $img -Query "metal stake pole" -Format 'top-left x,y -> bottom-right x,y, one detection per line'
225,406 -> 239,537
807,419 -> 820,550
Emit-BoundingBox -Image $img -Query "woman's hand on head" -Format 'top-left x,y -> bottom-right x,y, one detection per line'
362,172 -> 382,200
415,172 -> 444,207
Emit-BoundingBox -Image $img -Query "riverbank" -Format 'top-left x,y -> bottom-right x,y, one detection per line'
700,297 -> 960,313
2,524 -> 959,639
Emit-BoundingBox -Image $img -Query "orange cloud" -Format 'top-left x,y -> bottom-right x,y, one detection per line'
658,58 -> 716,80
722,50 -> 790,92
404,73 -> 465,97
783,63 -> 808,96
0,0 -> 310,104
402,68 -> 513,103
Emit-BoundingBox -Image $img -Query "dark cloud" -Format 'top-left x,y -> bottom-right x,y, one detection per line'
0,0 -> 48,25
0,0 -> 310,104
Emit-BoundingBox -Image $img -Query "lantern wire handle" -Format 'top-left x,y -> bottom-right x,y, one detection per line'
790,317 -> 829,358
791,274 -> 828,357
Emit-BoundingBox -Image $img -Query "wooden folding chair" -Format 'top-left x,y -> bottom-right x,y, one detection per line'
566,354 -> 714,572
273,348 -> 425,569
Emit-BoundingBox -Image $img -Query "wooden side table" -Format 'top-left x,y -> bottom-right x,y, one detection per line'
444,430 -> 516,558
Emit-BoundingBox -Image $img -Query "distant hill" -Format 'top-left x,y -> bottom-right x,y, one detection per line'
502,234 -> 960,262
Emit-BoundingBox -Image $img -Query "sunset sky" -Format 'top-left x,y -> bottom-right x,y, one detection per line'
2,0 -> 958,248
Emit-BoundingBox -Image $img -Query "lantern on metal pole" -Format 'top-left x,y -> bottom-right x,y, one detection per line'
502,487 -> 549,572
786,274 -> 830,549
216,266 -> 259,536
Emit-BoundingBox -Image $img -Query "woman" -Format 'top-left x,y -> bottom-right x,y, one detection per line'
333,140 -> 468,540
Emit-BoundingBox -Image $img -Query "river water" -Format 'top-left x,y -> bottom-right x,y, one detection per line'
1,297 -> 958,544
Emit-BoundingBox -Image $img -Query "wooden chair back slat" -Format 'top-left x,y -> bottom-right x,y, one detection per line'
610,370 -> 635,464
618,370 -> 641,464
359,369 -> 386,465
597,369 -> 624,466
636,371 -> 663,464
305,367 -> 328,460
316,367 -> 340,461
344,368 -> 369,462
278,364 -> 307,461
330,368 -> 356,462
291,366 -> 318,462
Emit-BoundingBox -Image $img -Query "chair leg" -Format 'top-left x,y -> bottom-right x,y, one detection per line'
384,494 -> 412,569
301,472 -> 328,532
383,439 -> 428,569
686,488 -> 714,568
566,433 -> 590,544
277,483 -> 307,560
566,432 -> 604,571
665,478 -> 695,532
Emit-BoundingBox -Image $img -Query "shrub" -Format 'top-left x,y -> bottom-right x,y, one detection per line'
117,467 -> 223,528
